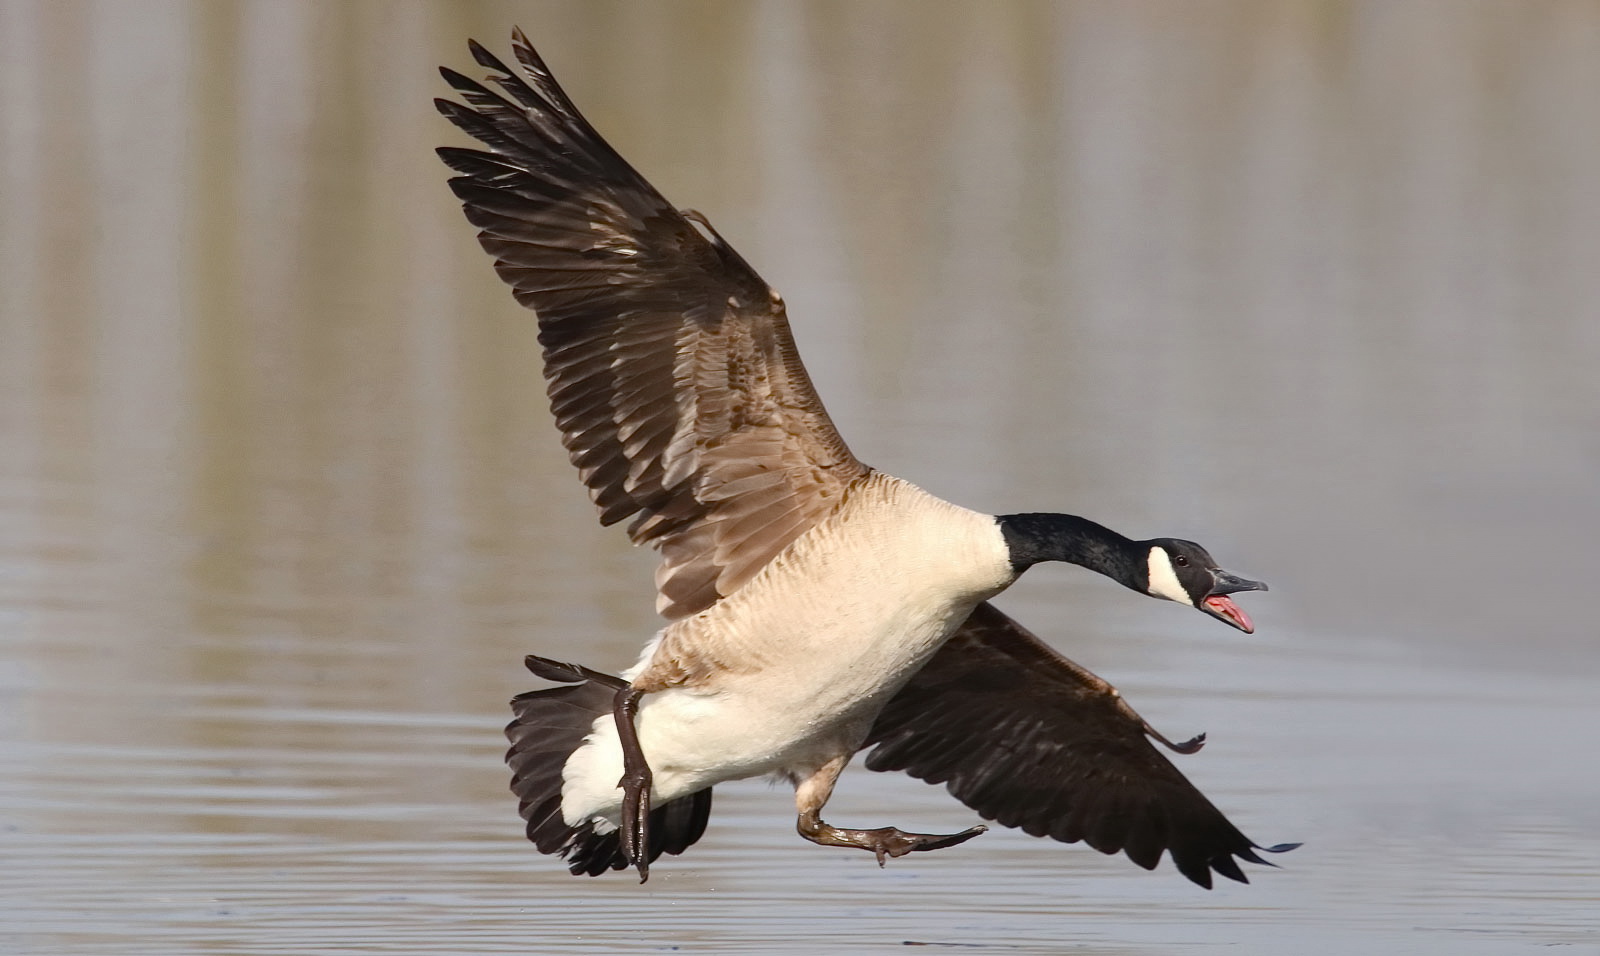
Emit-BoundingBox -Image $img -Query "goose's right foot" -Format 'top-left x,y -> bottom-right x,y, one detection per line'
798,816 -> 988,866
793,752 -> 985,868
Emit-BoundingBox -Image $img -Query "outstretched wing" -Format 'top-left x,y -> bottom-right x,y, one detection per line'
437,31 -> 869,618
864,602 -> 1297,888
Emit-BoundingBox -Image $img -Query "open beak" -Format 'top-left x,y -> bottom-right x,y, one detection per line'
1199,570 -> 1268,633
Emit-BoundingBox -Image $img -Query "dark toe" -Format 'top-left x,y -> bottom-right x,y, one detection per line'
909,824 -> 988,853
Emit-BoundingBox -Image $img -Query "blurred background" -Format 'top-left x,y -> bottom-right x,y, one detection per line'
1,1 -> 1596,953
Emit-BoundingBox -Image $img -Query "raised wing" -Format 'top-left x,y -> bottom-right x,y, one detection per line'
863,601 -> 1297,888
437,31 -> 869,618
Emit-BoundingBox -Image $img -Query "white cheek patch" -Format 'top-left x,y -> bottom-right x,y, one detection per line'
1146,548 -> 1195,606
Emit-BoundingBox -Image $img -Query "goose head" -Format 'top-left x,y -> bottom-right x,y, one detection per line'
1142,538 -> 1268,633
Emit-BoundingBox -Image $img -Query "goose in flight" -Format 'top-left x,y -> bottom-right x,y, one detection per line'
436,30 -> 1293,888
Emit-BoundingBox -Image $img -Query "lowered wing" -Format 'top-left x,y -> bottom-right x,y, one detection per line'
864,601 -> 1297,888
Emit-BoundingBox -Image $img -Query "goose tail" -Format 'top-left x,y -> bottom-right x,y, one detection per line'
506,655 -> 713,876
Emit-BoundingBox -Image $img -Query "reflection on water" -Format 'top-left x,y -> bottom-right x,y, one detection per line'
2,1 -> 1597,953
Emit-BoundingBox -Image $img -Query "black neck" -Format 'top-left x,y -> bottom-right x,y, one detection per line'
997,513 -> 1144,591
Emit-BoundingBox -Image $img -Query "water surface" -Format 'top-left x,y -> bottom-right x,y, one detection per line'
2,2 -> 1597,953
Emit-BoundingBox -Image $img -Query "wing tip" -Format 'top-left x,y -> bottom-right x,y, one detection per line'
467,36 -> 506,73
1177,839 -> 1301,889
511,25 -> 545,76
1238,840 -> 1302,866
1161,730 -> 1207,755
437,64 -> 472,88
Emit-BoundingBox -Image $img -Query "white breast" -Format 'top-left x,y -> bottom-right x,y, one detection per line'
560,474 -> 1015,827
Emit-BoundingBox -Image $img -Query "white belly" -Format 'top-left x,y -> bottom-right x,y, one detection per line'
559,476 -> 1015,827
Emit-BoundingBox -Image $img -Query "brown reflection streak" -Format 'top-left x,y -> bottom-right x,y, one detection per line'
30,4 -> 97,512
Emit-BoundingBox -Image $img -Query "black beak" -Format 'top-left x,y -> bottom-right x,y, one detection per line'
1209,569 -> 1268,597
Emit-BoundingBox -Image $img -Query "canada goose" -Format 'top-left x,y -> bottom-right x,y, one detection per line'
436,31 -> 1294,889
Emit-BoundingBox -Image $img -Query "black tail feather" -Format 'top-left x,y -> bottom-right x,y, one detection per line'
505,654 -> 712,876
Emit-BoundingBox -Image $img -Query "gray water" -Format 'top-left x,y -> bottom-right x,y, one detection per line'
3,2 -> 1598,953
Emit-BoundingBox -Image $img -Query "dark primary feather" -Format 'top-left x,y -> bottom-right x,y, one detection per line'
437,30 -> 868,619
864,602 -> 1297,889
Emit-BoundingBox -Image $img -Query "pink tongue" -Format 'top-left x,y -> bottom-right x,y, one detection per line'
1204,595 -> 1254,633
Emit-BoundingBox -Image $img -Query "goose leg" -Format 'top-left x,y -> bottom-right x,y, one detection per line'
794,754 -> 987,866
611,686 -> 653,883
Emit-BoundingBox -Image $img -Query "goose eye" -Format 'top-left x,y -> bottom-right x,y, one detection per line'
1173,554 -> 1189,568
